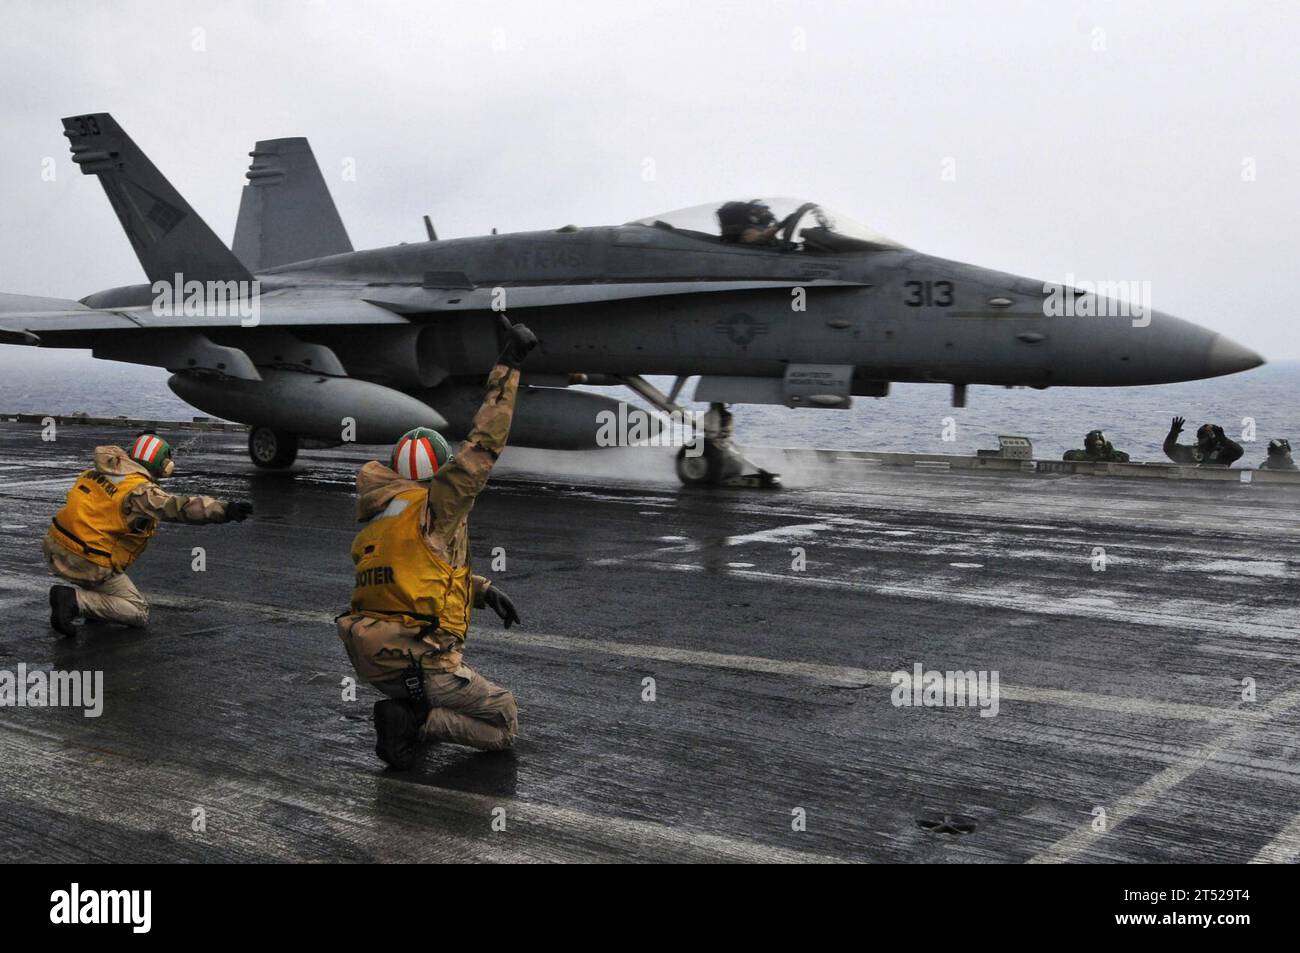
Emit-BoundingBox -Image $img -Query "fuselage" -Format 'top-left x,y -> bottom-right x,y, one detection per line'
76,220 -> 1261,391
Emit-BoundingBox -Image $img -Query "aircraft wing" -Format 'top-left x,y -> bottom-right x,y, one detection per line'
0,293 -> 104,343
2,278 -> 868,341
0,290 -> 410,342
362,277 -> 870,314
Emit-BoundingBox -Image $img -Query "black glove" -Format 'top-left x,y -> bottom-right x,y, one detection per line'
497,316 -> 538,369
224,500 -> 253,523
1211,425 -> 1226,441
482,585 -> 520,629
1170,416 -> 1185,435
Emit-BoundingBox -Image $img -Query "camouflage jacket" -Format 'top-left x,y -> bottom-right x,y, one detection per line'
88,446 -> 229,524
352,363 -> 521,596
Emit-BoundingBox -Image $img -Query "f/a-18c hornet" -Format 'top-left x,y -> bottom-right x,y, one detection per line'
0,113 -> 1263,486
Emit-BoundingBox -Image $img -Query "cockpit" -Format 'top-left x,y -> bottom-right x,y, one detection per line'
629,197 -> 905,253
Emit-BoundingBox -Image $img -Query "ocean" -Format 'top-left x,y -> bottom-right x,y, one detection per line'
1,346 -> 1295,466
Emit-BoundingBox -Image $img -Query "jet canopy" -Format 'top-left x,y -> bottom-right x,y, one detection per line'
630,197 -> 904,253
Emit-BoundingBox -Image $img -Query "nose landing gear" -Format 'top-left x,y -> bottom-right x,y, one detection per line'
674,403 -> 780,488
675,441 -> 780,488
616,375 -> 779,488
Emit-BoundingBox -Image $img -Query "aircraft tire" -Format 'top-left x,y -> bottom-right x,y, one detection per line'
676,442 -> 725,485
248,427 -> 299,469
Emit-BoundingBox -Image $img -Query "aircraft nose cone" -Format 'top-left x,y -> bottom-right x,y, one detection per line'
1205,334 -> 1265,377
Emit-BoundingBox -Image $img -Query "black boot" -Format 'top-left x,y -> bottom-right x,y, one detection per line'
49,585 -> 80,638
373,699 -> 422,770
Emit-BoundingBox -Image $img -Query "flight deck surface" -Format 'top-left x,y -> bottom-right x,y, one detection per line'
1,421 -> 1297,863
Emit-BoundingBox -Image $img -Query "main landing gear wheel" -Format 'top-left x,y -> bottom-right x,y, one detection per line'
248,427 -> 299,469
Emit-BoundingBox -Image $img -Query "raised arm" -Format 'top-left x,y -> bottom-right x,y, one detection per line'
1163,416 -> 1196,464
426,318 -> 538,538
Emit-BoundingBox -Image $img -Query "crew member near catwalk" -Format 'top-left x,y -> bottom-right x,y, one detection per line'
44,432 -> 253,636
1163,416 -> 1244,466
337,316 -> 537,768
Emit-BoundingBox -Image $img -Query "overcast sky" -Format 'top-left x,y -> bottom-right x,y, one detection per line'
2,0 -> 1296,356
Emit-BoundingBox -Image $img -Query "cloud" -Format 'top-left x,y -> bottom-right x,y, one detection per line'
1,0 -> 1296,356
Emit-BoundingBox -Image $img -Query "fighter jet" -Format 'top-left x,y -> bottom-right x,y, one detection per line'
0,113 -> 1264,486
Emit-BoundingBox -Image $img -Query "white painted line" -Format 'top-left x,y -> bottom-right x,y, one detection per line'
498,630 -> 1262,725
1249,810 -> 1300,864
591,558 -> 1300,642
1028,684 -> 1300,863
0,576 -> 1262,726
725,522 -> 831,546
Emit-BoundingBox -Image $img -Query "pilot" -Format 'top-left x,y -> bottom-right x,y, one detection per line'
1260,438 -> 1297,470
336,316 -> 537,769
1063,429 -> 1130,463
1163,416 -> 1244,466
717,200 -> 781,245
44,433 -> 252,636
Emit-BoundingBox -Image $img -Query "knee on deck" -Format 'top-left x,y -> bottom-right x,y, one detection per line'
422,702 -> 518,751
77,590 -> 150,628
121,604 -> 149,627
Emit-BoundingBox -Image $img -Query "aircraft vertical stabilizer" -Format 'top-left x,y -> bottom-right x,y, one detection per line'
232,137 -> 353,271
61,113 -> 251,283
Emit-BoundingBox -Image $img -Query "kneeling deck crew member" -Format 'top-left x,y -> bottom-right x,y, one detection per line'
44,433 -> 252,636
337,317 -> 536,768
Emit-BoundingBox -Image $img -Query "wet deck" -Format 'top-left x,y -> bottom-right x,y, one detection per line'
1,420 -> 1298,862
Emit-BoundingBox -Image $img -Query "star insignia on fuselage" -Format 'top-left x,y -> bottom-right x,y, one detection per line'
714,313 -> 770,347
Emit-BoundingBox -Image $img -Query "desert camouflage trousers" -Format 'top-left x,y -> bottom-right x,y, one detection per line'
43,535 -> 149,627
337,613 -> 518,751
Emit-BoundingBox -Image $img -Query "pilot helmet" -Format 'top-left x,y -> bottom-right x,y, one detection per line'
1084,429 -> 1107,451
744,200 -> 776,227
1196,424 -> 1217,445
716,201 -> 752,239
716,200 -> 776,240
391,427 -> 453,481
1268,438 -> 1292,457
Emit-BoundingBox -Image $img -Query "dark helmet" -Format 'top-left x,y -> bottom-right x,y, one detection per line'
1196,423 -> 1217,444
717,199 -> 777,240
1268,438 -> 1292,457
1084,429 -> 1107,451
745,200 -> 777,227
